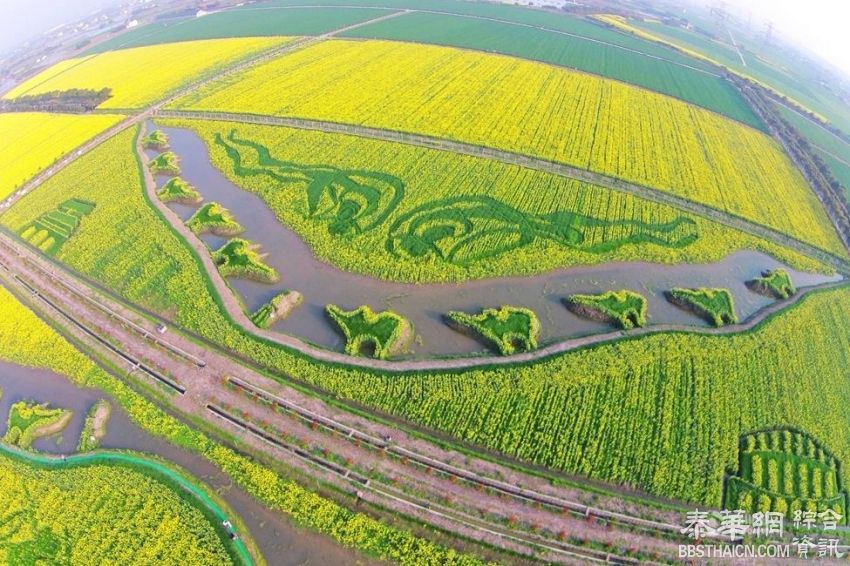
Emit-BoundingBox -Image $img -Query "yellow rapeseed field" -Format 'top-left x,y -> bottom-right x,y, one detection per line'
174,39 -> 845,256
4,37 -> 290,109
0,112 -> 123,200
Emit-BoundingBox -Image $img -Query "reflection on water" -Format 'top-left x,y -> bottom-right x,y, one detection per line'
0,361 -> 376,565
149,123 -> 841,358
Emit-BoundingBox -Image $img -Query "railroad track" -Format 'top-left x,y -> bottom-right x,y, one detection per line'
0,262 -> 185,395
228,376 -> 681,536
208,402 -> 650,565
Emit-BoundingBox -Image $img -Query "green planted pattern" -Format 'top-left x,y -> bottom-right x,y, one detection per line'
19,199 -> 94,255
141,129 -> 169,149
446,306 -> 539,355
186,202 -> 244,236
4,401 -> 70,449
212,238 -> 278,283
216,130 -> 404,237
726,428 -> 847,522
747,269 -> 796,300
148,151 -> 181,175
666,287 -> 737,326
326,304 -> 413,359
564,290 -> 647,329
157,177 -> 202,204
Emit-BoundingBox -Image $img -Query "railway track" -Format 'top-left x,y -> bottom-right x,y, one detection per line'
208,402 -> 651,565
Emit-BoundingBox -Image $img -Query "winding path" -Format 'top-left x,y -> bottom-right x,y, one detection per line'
0,443 -> 253,566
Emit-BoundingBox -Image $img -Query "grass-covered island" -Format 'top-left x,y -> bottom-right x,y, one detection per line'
666,287 -> 737,326
251,290 -> 303,328
747,269 -> 796,299
212,238 -> 279,283
564,290 -> 648,329
157,177 -> 202,204
148,151 -> 181,175
326,304 -> 413,359
186,202 -> 244,236
445,306 -> 540,355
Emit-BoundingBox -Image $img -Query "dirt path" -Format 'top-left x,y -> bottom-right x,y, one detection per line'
157,109 -> 850,274
0,233 -> 684,564
134,127 -> 847,372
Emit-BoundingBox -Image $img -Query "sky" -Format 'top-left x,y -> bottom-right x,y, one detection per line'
0,0 -> 849,76
702,0 -> 850,75
0,0 -> 121,52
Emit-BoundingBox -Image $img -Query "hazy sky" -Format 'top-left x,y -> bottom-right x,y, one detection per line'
719,0 -> 850,75
0,0 -> 120,52
0,0 -> 849,76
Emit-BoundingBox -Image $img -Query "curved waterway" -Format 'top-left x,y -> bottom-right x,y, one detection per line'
149,123 -> 842,358
0,361 -> 379,566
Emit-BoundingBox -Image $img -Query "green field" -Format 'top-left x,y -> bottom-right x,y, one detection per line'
0,448 -> 238,565
212,238 -> 278,282
343,11 -> 761,128
627,18 -> 850,134
726,428 -> 847,520
85,7 -> 390,53
19,199 -> 95,256
5,125 -> 850,508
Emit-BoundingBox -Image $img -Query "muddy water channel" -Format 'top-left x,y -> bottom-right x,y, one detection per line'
149,123 -> 842,358
0,361 -> 375,566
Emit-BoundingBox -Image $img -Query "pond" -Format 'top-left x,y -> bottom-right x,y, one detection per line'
0,360 -> 377,566
148,123 -> 842,358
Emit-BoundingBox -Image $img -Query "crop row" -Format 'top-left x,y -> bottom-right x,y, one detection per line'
0,251 -> 486,565
171,39 -> 844,255
174,120 -> 827,282
6,127 -> 850,509
3,37 -> 290,109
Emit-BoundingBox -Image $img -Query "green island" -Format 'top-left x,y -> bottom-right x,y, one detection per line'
665,287 -> 738,326
157,176 -> 202,204
747,269 -> 797,299
445,305 -> 540,355
77,399 -> 111,452
212,238 -> 279,283
186,201 -> 244,236
564,290 -> 648,329
141,129 -> 169,149
250,290 -> 303,328
19,198 -> 94,256
4,401 -> 72,450
148,151 -> 181,175
725,428 -> 848,522
326,304 -> 414,359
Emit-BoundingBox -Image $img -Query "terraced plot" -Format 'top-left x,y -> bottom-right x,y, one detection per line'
0,112 -> 122,200
19,199 -> 94,255
169,121 -> 826,281
172,40 -> 844,256
4,37 -> 291,109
